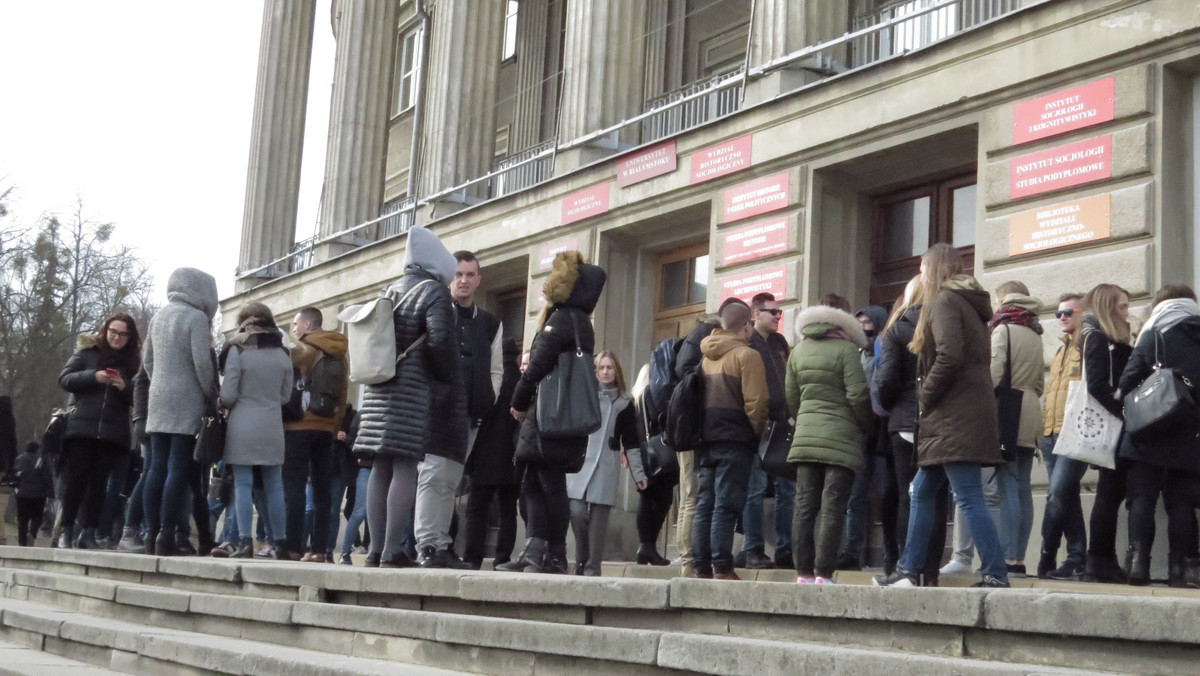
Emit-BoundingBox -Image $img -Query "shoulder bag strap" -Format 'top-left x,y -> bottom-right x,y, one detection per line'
1003,325 -> 1014,389
566,309 -> 584,356
393,279 -> 434,364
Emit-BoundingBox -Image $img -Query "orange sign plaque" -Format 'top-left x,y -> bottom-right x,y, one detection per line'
1008,193 -> 1111,257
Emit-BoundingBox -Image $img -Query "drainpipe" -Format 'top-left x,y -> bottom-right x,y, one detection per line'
740,0 -> 756,106
406,0 -> 432,205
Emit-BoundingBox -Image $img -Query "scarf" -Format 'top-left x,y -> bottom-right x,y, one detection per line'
1136,298 -> 1200,347
989,304 -> 1044,334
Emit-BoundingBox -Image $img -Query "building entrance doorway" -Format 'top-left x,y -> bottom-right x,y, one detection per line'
651,242 -> 710,347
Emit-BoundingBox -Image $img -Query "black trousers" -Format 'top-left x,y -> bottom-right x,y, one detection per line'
522,462 -> 569,546
60,439 -> 125,530
1089,460 -> 1128,558
283,430 -> 334,553
1125,460 -> 1200,558
636,475 -> 677,544
16,496 -> 47,546
462,483 -> 520,564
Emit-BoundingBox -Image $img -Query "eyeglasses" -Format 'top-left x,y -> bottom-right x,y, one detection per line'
759,309 -> 783,317
1054,310 -> 1076,319
107,328 -> 129,338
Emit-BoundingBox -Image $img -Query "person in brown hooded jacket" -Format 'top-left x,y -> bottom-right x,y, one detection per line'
282,307 -> 349,562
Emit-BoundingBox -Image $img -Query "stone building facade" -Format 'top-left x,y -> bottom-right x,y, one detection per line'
226,0 -> 1200,563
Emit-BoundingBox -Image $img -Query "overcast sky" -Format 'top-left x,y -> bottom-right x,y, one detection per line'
0,1 -> 334,299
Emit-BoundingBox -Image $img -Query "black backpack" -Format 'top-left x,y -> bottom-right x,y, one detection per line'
643,338 -> 684,435
307,350 -> 348,418
663,364 -> 705,452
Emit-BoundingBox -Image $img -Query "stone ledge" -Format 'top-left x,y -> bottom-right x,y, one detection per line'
156,557 -> 242,582
457,573 -> 671,609
0,546 -> 55,563
291,602 -> 438,641
115,585 -> 191,613
0,637 -> 128,675
984,590 -> 1200,644
669,578 -> 987,626
53,575 -> 118,602
52,549 -> 159,573
0,604 -> 71,638
189,591 -> 294,624
655,632 -> 1106,676
435,612 -> 660,665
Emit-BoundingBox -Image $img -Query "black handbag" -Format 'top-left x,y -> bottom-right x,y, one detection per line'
536,311 -> 602,439
193,414 -> 227,465
638,401 -> 678,479
1123,331 -> 1196,443
757,419 -> 796,481
994,325 -> 1023,463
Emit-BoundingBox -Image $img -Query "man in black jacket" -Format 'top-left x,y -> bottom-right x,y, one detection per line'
414,251 -> 503,569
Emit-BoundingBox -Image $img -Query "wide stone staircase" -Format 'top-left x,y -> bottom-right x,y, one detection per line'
0,546 -> 1197,675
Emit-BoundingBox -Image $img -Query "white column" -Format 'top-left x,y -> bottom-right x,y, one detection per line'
557,0 -> 646,147
745,0 -> 850,105
510,0 -> 549,153
237,0 -> 317,280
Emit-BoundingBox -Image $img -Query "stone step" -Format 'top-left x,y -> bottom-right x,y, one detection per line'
0,597 -> 474,676
0,573 -> 1123,676
0,637 -> 127,675
1,551 -> 1182,674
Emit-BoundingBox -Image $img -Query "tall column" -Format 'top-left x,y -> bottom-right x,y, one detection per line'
557,0 -> 646,162
643,0 -> 668,103
510,0 -> 549,152
745,0 -> 850,106
317,0 -> 398,251
237,0 -> 317,283
419,0 -> 505,203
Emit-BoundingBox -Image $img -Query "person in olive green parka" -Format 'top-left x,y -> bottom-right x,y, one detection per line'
785,304 -> 871,582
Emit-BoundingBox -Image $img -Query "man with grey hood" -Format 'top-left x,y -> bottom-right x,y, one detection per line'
142,267 -> 219,556
353,227 -> 468,568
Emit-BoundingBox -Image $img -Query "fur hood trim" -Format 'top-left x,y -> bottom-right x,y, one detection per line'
794,305 -> 869,349
543,251 -> 584,306
75,333 -> 99,350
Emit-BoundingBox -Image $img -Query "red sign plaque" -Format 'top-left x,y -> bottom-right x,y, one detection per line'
1013,77 -> 1115,145
722,173 -> 790,224
1010,135 -> 1111,200
536,236 -> 580,272
561,183 -> 611,225
719,264 -> 788,304
690,134 -> 753,184
721,217 -> 789,266
617,139 -> 677,187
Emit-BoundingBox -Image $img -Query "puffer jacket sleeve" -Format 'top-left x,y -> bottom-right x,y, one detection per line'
511,309 -> 574,412
132,364 -> 150,422
59,350 -> 100,395
841,342 -> 872,434
1118,333 -> 1155,398
423,287 -> 459,384
874,326 -> 905,410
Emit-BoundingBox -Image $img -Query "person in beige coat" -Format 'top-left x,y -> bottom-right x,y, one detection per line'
988,281 -> 1045,574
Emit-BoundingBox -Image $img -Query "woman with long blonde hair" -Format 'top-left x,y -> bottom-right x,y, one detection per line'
875,244 -> 1009,588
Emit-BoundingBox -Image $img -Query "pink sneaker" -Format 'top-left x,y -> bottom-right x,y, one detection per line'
814,576 -> 835,584
795,576 -> 816,584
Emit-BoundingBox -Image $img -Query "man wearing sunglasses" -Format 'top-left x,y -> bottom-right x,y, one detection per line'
1037,292 -> 1085,579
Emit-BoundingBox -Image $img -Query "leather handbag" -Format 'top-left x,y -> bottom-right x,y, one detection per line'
638,401 -> 678,479
1123,331 -> 1196,443
757,419 -> 796,482
993,325 -> 1023,463
193,414 -> 227,465
536,311 -> 602,439
1054,332 -> 1121,469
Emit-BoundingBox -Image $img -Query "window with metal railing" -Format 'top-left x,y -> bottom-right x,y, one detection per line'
379,196 -> 416,238
641,67 -> 745,144
852,0 -> 1024,67
493,139 -> 556,198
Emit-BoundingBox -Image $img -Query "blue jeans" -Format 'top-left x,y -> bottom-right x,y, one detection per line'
842,453 -> 897,561
996,447 -> 1035,561
341,468 -> 370,555
232,464 -> 285,542
1040,434 -> 1088,565
742,456 -> 794,555
98,452 -> 132,535
692,445 -> 754,574
900,463 -> 1008,581
143,433 -> 195,531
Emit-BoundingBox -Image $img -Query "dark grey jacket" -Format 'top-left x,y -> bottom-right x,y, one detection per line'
875,305 -> 920,434
58,335 -> 138,451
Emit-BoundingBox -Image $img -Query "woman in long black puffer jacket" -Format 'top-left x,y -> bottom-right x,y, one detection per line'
57,313 -> 141,549
501,251 -> 606,574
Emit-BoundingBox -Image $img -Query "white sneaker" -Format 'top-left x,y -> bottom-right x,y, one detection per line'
939,560 -> 973,575
796,576 -> 816,584
814,576 -> 835,584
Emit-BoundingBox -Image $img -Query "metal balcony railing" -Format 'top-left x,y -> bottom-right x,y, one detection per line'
379,196 -> 416,238
493,139 -> 556,197
641,67 -> 746,144
851,0 -> 1027,67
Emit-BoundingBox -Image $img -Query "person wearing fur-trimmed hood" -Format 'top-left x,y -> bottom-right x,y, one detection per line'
785,304 -> 871,583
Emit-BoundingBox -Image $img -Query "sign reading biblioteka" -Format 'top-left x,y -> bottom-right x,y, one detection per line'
722,173 -> 789,223
1008,193 -> 1111,256
617,139 -> 677,187
691,135 -> 752,184
721,217 -> 789,266
720,264 -> 787,303
560,183 -> 611,225
1013,77 -> 1115,145
1009,135 -> 1111,199
536,236 -> 580,272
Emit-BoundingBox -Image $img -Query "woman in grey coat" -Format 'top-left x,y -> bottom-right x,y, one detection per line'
211,302 -> 293,558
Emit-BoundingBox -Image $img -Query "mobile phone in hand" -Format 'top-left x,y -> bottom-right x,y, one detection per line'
104,368 -> 119,378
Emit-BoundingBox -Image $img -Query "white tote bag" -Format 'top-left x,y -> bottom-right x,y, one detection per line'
337,280 -> 431,385
1053,340 -> 1121,469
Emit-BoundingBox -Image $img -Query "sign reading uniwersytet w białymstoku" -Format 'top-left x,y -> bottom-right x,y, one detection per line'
1008,193 -> 1111,257
617,139 -> 677,187
1009,135 -> 1111,200
1013,77 -> 1115,145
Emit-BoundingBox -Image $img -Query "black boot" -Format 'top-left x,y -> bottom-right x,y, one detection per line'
175,528 -> 197,556
144,528 -> 159,555
1127,545 -> 1151,586
497,538 -> 545,572
74,528 -> 99,550
1036,549 -> 1056,580
1168,554 -> 1187,588
155,527 -> 180,557
636,543 -> 670,566
56,525 -> 75,550
1082,552 -> 1126,583
541,542 -> 568,574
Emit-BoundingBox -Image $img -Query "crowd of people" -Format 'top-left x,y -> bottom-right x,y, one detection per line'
4,230 -> 1200,591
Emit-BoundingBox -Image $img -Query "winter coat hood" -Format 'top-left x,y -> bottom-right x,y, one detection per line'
944,275 -> 992,323
402,226 -> 457,286
855,305 -> 889,339
542,251 -> 607,314
796,306 -> 869,349
700,329 -> 749,360
298,329 -> 348,357
997,293 -> 1040,314
166,267 -> 218,321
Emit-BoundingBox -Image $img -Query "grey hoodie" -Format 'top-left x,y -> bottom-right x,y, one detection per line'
401,226 -> 456,287
144,268 -> 219,435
